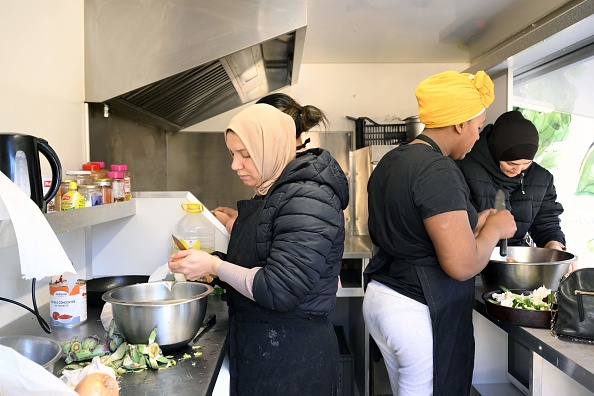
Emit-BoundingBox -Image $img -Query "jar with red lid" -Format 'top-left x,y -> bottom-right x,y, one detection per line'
82,162 -> 102,181
89,161 -> 108,179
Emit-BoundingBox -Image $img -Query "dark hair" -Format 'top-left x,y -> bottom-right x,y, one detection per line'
256,93 -> 329,138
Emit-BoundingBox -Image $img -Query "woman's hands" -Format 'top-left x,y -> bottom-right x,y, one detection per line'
168,249 -> 222,281
544,240 -> 566,251
481,209 -> 517,241
212,206 -> 238,234
425,208 -> 517,281
473,209 -> 496,237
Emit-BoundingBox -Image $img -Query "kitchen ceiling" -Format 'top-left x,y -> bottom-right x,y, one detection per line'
301,0 -> 576,64
85,0 -> 591,131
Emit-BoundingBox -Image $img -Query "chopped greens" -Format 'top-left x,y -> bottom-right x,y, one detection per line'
488,285 -> 554,311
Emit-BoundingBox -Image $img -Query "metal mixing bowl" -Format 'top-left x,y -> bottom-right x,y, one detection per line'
102,281 -> 213,350
480,246 -> 576,291
0,335 -> 62,373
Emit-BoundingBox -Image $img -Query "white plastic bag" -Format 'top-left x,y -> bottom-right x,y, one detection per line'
0,345 -> 77,396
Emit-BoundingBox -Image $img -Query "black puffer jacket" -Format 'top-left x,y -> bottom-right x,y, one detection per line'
456,125 -> 565,247
251,148 -> 349,317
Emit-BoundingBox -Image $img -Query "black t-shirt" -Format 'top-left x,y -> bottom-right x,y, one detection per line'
367,142 -> 478,304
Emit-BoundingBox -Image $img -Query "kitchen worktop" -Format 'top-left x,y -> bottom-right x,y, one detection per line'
474,278 -> 594,392
0,294 -> 229,396
343,235 -> 373,259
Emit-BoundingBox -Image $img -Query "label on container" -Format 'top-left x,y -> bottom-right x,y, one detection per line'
123,176 -> 131,200
61,191 -> 86,210
172,238 -> 214,254
49,278 -> 87,327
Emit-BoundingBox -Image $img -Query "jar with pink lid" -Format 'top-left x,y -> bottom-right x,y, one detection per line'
106,171 -> 126,202
110,164 -> 132,201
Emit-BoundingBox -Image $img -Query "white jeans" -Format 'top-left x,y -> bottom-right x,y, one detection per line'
363,280 -> 434,396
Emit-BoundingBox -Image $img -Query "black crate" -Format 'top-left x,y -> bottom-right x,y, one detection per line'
334,326 -> 354,396
348,116 -> 407,149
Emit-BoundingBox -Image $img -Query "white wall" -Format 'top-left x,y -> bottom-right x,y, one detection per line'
0,0 -> 86,173
185,63 -> 470,133
0,1 -> 85,328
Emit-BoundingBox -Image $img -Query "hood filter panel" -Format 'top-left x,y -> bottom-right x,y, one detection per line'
118,60 -> 238,129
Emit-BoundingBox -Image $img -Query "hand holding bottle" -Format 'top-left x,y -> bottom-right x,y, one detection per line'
168,249 -> 222,281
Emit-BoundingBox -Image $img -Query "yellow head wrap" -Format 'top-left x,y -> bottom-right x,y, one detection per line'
226,104 -> 296,196
415,70 -> 494,128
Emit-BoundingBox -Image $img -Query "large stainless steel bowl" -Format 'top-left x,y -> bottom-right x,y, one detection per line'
103,281 -> 213,350
480,246 -> 576,291
0,335 -> 62,373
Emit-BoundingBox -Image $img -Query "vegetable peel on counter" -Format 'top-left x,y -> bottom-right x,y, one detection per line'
59,320 -> 176,376
487,285 -> 554,311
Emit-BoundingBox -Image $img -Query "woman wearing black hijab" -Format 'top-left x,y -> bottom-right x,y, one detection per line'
457,110 -> 566,250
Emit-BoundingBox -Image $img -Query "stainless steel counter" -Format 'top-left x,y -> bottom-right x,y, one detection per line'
343,235 -> 373,259
0,295 -> 229,396
474,278 -> 594,392
0,235 -> 371,394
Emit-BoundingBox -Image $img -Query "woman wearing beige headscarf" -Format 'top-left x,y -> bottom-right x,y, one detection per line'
363,71 -> 516,395
168,104 -> 349,396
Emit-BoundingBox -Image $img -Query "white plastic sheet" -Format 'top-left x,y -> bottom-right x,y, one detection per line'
0,345 -> 77,396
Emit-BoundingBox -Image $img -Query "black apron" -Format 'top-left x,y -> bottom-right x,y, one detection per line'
413,135 -> 476,396
226,199 -> 339,396
366,249 -> 475,396
364,134 -> 476,396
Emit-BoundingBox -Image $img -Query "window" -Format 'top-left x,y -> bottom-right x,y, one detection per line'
513,51 -> 594,265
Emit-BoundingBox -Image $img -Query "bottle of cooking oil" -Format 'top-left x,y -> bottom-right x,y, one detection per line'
173,203 -> 215,254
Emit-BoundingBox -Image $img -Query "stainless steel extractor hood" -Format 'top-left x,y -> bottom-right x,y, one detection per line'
84,1 -> 307,131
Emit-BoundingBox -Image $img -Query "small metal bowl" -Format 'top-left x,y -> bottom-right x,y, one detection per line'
103,281 -> 213,350
0,335 -> 62,373
482,289 -> 552,328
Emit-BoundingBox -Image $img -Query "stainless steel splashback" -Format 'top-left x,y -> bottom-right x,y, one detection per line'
350,145 -> 399,236
88,104 -> 352,229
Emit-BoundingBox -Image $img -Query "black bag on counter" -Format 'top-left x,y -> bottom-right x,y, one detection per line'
551,268 -> 594,343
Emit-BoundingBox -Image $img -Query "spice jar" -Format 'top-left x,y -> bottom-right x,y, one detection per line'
82,162 -> 102,181
89,161 -> 108,179
94,178 -> 113,204
79,184 -> 103,207
65,170 -> 93,186
110,164 -> 132,201
55,179 -> 74,212
106,171 -> 126,202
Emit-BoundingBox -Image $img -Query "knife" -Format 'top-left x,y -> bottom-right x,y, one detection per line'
172,235 -> 216,282
494,189 -> 508,257
172,234 -> 188,250
192,314 -> 217,343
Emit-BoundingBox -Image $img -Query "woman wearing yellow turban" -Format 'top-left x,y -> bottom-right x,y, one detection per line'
363,70 -> 517,395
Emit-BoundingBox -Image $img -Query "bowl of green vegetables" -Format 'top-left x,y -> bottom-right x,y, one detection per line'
482,286 -> 554,328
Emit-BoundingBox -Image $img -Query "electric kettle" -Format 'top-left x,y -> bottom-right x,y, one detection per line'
0,133 -> 62,211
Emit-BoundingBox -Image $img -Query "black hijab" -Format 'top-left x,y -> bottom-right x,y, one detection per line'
488,110 -> 539,162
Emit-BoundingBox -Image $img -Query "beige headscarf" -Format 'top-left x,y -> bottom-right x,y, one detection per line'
226,104 -> 296,196
415,70 -> 495,128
